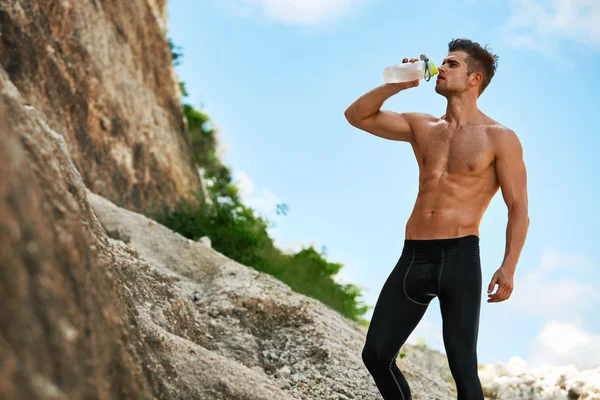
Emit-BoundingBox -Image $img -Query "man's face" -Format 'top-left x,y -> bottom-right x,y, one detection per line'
435,51 -> 472,95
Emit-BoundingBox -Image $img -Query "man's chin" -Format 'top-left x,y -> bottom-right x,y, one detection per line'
435,82 -> 453,94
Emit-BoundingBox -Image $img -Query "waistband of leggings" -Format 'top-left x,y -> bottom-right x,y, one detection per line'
403,234 -> 479,250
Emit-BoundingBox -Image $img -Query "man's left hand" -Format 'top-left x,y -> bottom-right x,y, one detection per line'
487,266 -> 514,303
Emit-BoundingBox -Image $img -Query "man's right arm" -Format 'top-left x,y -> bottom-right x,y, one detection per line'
344,80 -> 420,143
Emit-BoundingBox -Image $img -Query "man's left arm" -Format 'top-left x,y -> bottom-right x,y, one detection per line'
496,129 -> 530,274
487,129 -> 530,303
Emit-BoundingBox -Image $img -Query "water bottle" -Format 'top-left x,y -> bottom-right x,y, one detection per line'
383,54 -> 438,83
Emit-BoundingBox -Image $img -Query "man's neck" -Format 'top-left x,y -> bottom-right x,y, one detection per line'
443,94 -> 480,128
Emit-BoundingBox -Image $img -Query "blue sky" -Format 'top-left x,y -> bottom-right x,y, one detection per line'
167,0 -> 600,369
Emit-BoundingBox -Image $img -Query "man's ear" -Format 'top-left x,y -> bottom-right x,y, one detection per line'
470,71 -> 483,87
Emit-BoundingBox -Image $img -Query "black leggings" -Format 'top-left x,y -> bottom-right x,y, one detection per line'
362,235 -> 484,400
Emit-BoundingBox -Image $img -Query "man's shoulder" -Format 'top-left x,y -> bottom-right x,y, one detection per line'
402,113 -> 441,136
485,122 -> 523,159
480,114 -> 516,136
403,112 -> 440,124
478,114 -> 515,141
486,123 -> 518,141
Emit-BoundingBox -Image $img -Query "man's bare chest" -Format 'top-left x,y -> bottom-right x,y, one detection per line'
414,126 -> 496,176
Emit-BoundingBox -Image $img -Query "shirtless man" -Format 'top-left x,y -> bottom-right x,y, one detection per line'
344,38 -> 530,400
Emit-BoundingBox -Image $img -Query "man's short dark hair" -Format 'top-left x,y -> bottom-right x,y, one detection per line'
448,38 -> 499,96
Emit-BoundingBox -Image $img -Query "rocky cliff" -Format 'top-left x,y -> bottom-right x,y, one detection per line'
0,0 -> 202,212
1,68 -> 151,400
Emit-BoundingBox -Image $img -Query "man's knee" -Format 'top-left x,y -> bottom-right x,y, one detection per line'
362,343 -> 389,372
361,344 -> 377,370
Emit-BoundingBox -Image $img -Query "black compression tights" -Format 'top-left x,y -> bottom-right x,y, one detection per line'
362,235 -> 484,400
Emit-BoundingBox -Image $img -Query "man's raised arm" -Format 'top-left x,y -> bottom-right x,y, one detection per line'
344,78 -> 422,142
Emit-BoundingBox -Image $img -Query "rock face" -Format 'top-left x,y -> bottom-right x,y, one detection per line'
0,68 -> 151,400
0,66 -> 294,400
0,0 -> 202,212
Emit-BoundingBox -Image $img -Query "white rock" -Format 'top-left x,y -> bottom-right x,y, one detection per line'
198,236 -> 211,248
279,366 -> 291,378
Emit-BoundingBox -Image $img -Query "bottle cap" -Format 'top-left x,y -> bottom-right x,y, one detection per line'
429,61 -> 439,77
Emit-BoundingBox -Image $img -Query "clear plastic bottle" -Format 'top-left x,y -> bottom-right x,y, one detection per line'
383,54 -> 438,83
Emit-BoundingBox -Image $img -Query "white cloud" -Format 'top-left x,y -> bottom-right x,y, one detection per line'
529,321 -> 600,370
540,248 -> 595,272
233,170 -> 283,217
221,0 -> 367,26
504,0 -> 600,56
509,249 -> 600,369
233,170 -> 254,197
508,270 -> 597,319
508,250 -> 598,319
333,259 -> 362,286
537,321 -> 590,356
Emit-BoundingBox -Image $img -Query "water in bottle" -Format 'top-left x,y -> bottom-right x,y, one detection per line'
383,54 -> 439,83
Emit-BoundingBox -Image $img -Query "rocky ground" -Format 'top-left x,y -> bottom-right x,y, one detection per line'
86,190 -> 458,400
